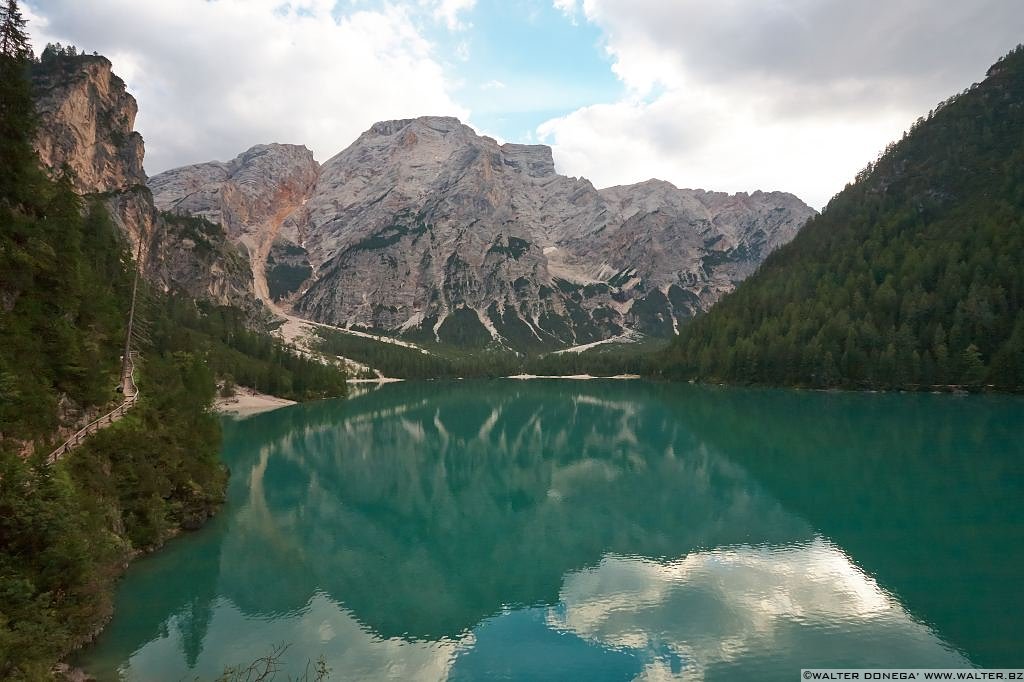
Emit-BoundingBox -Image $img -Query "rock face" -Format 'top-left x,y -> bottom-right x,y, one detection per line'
29,55 -> 813,349
30,55 -> 261,316
148,144 -> 319,304
31,55 -> 146,194
151,116 -> 815,351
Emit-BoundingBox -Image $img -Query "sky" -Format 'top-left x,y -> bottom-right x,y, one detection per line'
24,0 -> 1024,209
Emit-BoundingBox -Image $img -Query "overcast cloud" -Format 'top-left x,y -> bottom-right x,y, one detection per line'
543,0 -> 1024,207
25,0 -> 1024,208
25,0 -> 468,175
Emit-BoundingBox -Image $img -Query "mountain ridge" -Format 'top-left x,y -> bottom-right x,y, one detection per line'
151,115 -> 815,352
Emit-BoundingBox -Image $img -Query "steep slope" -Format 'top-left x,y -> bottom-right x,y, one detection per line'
31,54 -> 145,194
657,45 -> 1024,391
148,143 -> 318,304
293,117 -> 614,350
295,117 -> 813,348
3,42 -> 223,678
30,53 -> 262,317
152,116 -> 814,352
3,40 -> 349,678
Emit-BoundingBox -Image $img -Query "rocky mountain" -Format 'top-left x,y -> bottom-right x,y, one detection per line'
152,116 -> 814,352
30,54 -> 262,316
147,143 -> 318,305
31,55 -> 146,195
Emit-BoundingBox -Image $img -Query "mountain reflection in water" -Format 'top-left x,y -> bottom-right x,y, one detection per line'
77,381 -> 1024,681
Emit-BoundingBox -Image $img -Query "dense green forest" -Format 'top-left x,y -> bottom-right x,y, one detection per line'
154,298 -> 348,401
0,9 -> 346,676
657,45 -> 1024,391
315,327 -> 659,379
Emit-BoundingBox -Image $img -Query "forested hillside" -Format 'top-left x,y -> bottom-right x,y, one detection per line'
0,6 -> 346,676
657,45 -> 1024,391
315,328 -> 657,379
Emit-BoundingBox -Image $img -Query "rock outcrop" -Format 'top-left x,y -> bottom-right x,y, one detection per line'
30,55 -> 261,316
148,144 -> 319,304
151,116 -> 816,351
31,55 -> 146,195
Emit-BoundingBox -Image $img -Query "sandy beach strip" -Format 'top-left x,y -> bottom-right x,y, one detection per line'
214,389 -> 297,417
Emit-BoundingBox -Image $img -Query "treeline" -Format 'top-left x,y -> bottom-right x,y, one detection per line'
0,352 -> 227,678
0,5 -> 227,672
152,298 -> 348,401
1,21 -> 135,442
315,328 -> 657,379
524,342 -> 659,377
38,42 -> 92,62
0,3 -> 343,676
316,329 -> 513,378
656,45 -> 1024,392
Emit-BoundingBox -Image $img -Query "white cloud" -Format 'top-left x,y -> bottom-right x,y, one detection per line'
550,540 -> 969,677
121,591 -> 471,681
543,0 -> 1024,208
552,0 -> 578,21
538,84 -> 912,208
431,0 -> 476,31
26,0 -> 468,174
480,79 -> 505,90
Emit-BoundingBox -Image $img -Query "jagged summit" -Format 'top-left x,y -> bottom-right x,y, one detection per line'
149,143 -> 317,240
28,53 -> 815,353
148,115 -> 815,351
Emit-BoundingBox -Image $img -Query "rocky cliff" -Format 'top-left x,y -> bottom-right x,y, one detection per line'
31,55 -> 145,195
151,116 -> 815,352
30,54 -> 261,316
148,144 -> 319,305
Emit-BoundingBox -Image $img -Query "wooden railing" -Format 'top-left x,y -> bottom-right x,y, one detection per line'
46,352 -> 139,465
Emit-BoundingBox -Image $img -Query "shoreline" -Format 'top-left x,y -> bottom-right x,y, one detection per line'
213,389 -> 297,417
507,373 -> 642,380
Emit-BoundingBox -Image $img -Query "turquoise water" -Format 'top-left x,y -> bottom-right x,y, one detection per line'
77,381 -> 1024,680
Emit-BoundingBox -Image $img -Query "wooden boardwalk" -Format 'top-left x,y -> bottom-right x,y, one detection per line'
45,351 -> 139,465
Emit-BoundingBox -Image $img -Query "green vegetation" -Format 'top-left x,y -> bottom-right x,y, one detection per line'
1,23 -> 132,444
0,9 -> 347,676
265,240 -> 314,302
315,327 -> 661,379
316,328 -> 513,378
487,235 -> 530,259
0,184 -> 133,442
266,261 -> 312,301
657,45 -> 1024,392
160,211 -> 229,256
436,306 -> 493,348
485,302 -> 560,354
0,329 -> 230,677
350,215 -> 428,252
151,298 -> 347,401
160,211 -> 253,283
524,340 -> 664,377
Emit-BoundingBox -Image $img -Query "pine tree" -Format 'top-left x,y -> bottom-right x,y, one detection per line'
0,0 -> 36,204
0,0 -> 30,59
656,44 -> 1024,393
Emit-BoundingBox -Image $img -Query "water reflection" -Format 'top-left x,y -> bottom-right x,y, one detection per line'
550,541 -> 967,680
77,381 -> 1024,680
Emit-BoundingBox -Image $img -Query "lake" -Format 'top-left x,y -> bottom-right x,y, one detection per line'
76,380 -> 1024,680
